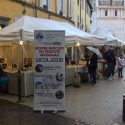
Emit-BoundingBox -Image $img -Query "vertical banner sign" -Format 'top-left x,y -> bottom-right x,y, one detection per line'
34,30 -> 65,111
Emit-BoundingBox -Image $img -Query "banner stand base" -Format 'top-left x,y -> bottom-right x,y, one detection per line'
41,110 -> 64,114
41,110 -> 57,113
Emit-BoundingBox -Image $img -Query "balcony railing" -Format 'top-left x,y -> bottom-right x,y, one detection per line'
99,1 -> 124,6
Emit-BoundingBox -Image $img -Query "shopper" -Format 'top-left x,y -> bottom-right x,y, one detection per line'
65,54 -> 69,65
104,48 -> 115,80
118,54 -> 125,78
111,52 -> 116,79
88,51 -> 98,85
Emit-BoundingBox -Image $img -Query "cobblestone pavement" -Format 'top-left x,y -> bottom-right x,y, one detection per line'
0,99 -> 93,125
1,73 -> 125,125
64,76 -> 125,125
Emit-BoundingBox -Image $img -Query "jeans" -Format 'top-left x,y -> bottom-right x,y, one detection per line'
111,64 -> 115,76
89,71 -> 96,83
107,63 -> 113,78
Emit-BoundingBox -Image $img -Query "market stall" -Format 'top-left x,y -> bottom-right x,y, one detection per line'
0,42 -> 34,96
0,15 -> 107,93
4,69 -> 34,96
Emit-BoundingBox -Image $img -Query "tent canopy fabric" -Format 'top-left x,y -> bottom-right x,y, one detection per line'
92,28 -> 125,46
0,15 -> 106,46
90,11 -> 125,46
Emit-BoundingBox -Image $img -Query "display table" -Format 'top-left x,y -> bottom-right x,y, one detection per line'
4,64 -> 87,93
4,69 -> 18,95
4,69 -> 34,96
65,65 -> 88,86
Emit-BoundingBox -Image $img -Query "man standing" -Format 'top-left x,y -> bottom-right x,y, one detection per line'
104,48 -> 116,80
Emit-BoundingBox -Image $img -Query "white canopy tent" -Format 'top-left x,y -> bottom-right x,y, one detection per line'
90,11 -> 125,46
0,15 -> 106,46
0,16 -> 108,96
106,33 -> 125,46
0,15 -> 107,68
92,28 -> 125,46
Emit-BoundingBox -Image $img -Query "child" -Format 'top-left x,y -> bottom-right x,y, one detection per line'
118,55 -> 125,78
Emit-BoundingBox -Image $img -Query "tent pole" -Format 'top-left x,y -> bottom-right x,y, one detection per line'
20,29 -> 24,71
20,29 -> 27,100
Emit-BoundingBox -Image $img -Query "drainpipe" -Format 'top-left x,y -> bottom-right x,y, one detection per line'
67,0 -> 69,18
22,0 -> 26,15
85,0 -> 87,31
55,0 -> 57,14
35,0 -> 37,17
80,0 -> 81,29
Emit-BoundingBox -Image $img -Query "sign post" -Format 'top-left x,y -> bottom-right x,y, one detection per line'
34,30 -> 65,112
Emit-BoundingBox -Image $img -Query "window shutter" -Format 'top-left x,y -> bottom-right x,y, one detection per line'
42,0 -> 47,5
68,0 -> 72,17
40,0 -> 47,7
40,0 -> 42,7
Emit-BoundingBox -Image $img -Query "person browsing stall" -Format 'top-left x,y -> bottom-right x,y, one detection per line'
88,51 -> 98,85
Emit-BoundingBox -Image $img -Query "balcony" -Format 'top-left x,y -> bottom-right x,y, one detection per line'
98,0 -> 124,6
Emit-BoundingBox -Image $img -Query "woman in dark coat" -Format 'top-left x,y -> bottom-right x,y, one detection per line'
88,52 -> 98,84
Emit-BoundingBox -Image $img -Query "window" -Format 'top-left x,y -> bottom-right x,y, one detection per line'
110,0 -> 112,6
81,0 -> 84,10
0,16 -> 10,28
68,0 -> 72,17
61,0 -> 63,12
56,0 -> 66,16
25,0 -> 35,3
63,0 -> 66,16
115,10 -> 117,16
40,0 -> 51,10
86,3 -> 91,16
57,0 -> 61,13
20,0 -> 35,3
105,10 -> 108,16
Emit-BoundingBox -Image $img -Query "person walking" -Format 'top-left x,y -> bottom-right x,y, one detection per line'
118,54 -> 125,78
